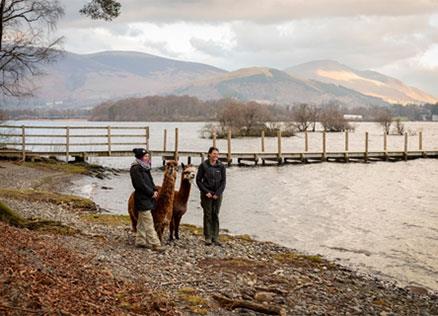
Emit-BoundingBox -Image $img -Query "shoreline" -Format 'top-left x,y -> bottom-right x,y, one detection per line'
0,159 -> 437,315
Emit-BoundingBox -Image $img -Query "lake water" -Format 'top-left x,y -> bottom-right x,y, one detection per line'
2,120 -> 438,291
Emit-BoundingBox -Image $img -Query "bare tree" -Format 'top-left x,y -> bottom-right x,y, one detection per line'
319,103 -> 352,132
240,101 -> 272,136
291,103 -> 319,132
374,108 -> 393,135
309,105 -> 319,132
80,0 -> 121,21
0,0 -> 122,98
0,0 -> 64,97
216,99 -> 273,137
0,108 -> 6,121
394,118 -> 405,135
217,99 -> 244,134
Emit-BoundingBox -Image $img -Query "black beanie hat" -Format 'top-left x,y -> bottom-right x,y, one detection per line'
133,148 -> 149,159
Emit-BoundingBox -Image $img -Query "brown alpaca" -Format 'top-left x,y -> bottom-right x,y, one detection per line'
127,160 -> 178,242
169,163 -> 196,240
152,160 -> 178,242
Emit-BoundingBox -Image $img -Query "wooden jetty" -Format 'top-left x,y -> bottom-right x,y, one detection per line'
0,125 -> 437,166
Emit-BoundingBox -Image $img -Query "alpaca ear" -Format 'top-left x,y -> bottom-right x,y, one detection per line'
181,162 -> 185,169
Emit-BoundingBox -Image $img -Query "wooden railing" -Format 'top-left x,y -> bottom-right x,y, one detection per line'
0,125 -> 436,165
0,125 -> 149,161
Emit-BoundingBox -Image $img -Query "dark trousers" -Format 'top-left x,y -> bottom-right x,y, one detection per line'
200,194 -> 222,242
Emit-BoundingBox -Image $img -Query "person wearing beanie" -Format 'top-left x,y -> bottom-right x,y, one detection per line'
129,148 -> 163,251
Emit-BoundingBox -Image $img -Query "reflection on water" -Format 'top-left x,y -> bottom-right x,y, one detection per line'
71,159 -> 438,291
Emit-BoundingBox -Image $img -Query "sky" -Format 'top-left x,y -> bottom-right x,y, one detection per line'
56,0 -> 438,97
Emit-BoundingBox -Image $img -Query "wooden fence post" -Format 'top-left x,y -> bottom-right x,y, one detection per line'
174,128 -> 179,161
227,129 -> 232,165
277,130 -> 282,164
107,126 -> 112,156
261,130 -> 265,152
364,132 -> 369,162
21,125 -> 26,161
404,132 -> 408,161
163,129 -> 167,152
419,131 -> 422,151
66,126 -> 70,162
322,130 -> 326,160
305,131 -> 308,152
383,132 -> 388,160
344,130 -> 349,162
145,126 -> 149,150
212,127 -> 217,148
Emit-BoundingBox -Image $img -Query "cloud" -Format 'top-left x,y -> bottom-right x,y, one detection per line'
59,0 -> 438,27
54,1 -> 438,95
143,39 -> 180,58
379,49 -> 438,98
190,38 -> 231,56
99,0 -> 438,23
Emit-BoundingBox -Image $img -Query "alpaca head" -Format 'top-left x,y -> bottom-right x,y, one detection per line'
181,163 -> 196,183
164,160 -> 178,180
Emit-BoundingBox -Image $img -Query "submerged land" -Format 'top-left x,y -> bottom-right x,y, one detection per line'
0,159 -> 437,315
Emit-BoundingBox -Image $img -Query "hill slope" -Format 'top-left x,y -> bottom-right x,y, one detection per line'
285,60 -> 437,105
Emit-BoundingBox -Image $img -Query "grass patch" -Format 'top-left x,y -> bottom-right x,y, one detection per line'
180,225 -> 254,243
80,214 -> 131,226
19,160 -> 89,174
220,233 -> 254,243
181,224 -> 203,236
0,200 -> 77,235
0,188 -> 96,211
177,288 -> 209,315
274,252 -> 324,264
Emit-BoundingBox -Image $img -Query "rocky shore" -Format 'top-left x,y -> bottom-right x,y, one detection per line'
0,160 -> 437,315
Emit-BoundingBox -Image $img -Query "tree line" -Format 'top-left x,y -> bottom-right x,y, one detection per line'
90,95 -> 356,137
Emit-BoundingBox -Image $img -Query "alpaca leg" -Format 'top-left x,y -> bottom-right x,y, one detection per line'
169,216 -> 175,241
174,214 -> 183,240
157,224 -> 164,243
129,209 -> 138,233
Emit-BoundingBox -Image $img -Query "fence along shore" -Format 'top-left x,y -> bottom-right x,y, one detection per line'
0,125 -> 437,165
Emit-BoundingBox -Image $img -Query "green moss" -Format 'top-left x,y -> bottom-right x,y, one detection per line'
220,233 -> 254,243
178,289 -> 209,315
0,188 -> 96,211
80,214 -> 131,225
20,160 -> 89,174
0,200 -> 27,227
177,287 -> 197,295
180,224 -> 254,243
0,200 -> 77,235
274,252 -> 323,264
181,224 -> 203,236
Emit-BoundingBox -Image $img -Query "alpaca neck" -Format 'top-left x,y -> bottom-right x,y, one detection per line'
178,177 -> 192,203
158,174 -> 175,201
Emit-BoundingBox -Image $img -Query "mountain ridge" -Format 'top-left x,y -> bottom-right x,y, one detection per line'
6,50 -> 436,108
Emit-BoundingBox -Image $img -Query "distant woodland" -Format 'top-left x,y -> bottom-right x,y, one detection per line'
1,96 -> 437,127
89,95 -> 289,122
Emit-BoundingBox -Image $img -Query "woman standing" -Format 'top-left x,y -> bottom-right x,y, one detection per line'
129,148 -> 163,251
196,147 -> 226,246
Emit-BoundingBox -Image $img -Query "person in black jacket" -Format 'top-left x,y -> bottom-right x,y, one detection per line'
130,148 -> 163,251
196,146 -> 226,246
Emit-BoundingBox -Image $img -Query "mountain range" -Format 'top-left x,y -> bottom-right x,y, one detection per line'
7,50 -> 437,109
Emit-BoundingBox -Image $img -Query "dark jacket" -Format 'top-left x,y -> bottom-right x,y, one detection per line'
130,161 -> 157,211
196,159 -> 226,196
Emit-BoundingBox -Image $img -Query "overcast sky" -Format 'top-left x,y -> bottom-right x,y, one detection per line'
56,0 -> 438,97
